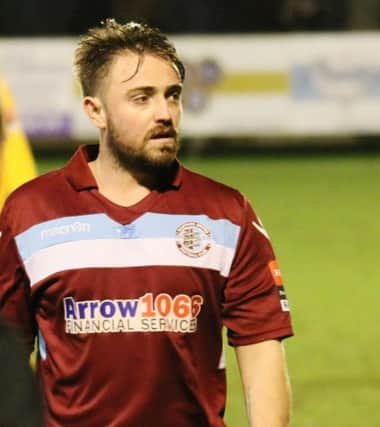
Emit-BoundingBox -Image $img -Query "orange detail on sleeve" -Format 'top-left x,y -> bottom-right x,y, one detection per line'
268,260 -> 283,286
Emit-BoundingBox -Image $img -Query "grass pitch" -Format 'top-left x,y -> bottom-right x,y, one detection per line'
38,151 -> 380,427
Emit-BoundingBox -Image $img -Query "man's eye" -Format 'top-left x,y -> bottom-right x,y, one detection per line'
169,91 -> 181,101
133,95 -> 149,104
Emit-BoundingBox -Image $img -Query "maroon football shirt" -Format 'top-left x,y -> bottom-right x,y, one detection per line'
0,145 -> 293,426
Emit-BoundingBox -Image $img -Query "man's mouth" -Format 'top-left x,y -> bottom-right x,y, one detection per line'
149,129 -> 177,140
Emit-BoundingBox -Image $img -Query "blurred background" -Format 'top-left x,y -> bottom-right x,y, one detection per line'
2,0 -> 380,154
0,1 -> 379,426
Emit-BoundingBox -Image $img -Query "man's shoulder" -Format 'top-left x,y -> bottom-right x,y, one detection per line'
6,168 -> 65,205
179,166 -> 249,224
1,167 -> 68,233
181,165 -> 245,203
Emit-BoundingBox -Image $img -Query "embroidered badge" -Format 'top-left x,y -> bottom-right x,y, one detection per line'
176,222 -> 212,258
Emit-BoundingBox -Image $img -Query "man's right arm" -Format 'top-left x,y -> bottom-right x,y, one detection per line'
0,204 -> 35,352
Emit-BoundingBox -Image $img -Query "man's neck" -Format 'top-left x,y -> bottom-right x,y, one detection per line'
88,148 -> 178,207
88,155 -> 151,207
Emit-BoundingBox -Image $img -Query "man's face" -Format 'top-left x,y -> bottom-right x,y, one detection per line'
98,52 -> 182,171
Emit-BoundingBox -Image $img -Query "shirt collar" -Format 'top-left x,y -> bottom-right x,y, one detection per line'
64,144 -> 182,191
63,145 -> 99,191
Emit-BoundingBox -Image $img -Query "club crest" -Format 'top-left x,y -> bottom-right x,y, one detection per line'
176,222 -> 212,258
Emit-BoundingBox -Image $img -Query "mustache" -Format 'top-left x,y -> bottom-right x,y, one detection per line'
147,126 -> 178,140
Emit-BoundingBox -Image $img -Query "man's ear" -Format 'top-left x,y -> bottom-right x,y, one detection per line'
83,96 -> 107,129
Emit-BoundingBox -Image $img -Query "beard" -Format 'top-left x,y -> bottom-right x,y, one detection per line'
105,118 -> 180,188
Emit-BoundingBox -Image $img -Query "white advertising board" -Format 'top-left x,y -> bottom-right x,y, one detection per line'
1,33 -> 380,140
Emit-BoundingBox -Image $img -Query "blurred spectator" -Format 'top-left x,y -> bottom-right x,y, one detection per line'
0,317 -> 44,427
280,0 -> 348,30
0,77 -> 37,209
0,0 -> 112,35
348,0 -> 380,29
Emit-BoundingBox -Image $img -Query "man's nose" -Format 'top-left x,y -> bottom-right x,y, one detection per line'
154,98 -> 172,122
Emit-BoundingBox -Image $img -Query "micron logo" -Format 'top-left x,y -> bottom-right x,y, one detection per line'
40,222 -> 91,240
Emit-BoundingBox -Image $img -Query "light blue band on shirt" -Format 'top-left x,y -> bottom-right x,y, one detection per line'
15,212 -> 240,262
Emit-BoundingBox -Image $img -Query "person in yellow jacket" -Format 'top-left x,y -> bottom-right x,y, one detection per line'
0,77 -> 37,209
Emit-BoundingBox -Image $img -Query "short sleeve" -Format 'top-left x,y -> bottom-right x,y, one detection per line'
0,203 -> 36,351
222,196 -> 293,346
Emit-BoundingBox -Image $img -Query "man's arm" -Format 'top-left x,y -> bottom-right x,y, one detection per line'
235,339 -> 291,427
0,205 -> 36,353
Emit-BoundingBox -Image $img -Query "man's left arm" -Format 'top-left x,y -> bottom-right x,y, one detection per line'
222,195 -> 294,426
235,339 -> 291,427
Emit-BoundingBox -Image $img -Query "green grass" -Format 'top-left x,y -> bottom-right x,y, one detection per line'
37,152 -> 380,427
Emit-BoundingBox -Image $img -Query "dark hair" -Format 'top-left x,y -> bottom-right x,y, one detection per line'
74,19 -> 185,97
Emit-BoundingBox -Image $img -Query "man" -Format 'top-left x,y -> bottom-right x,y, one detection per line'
0,19 -> 293,427
0,76 -> 37,210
